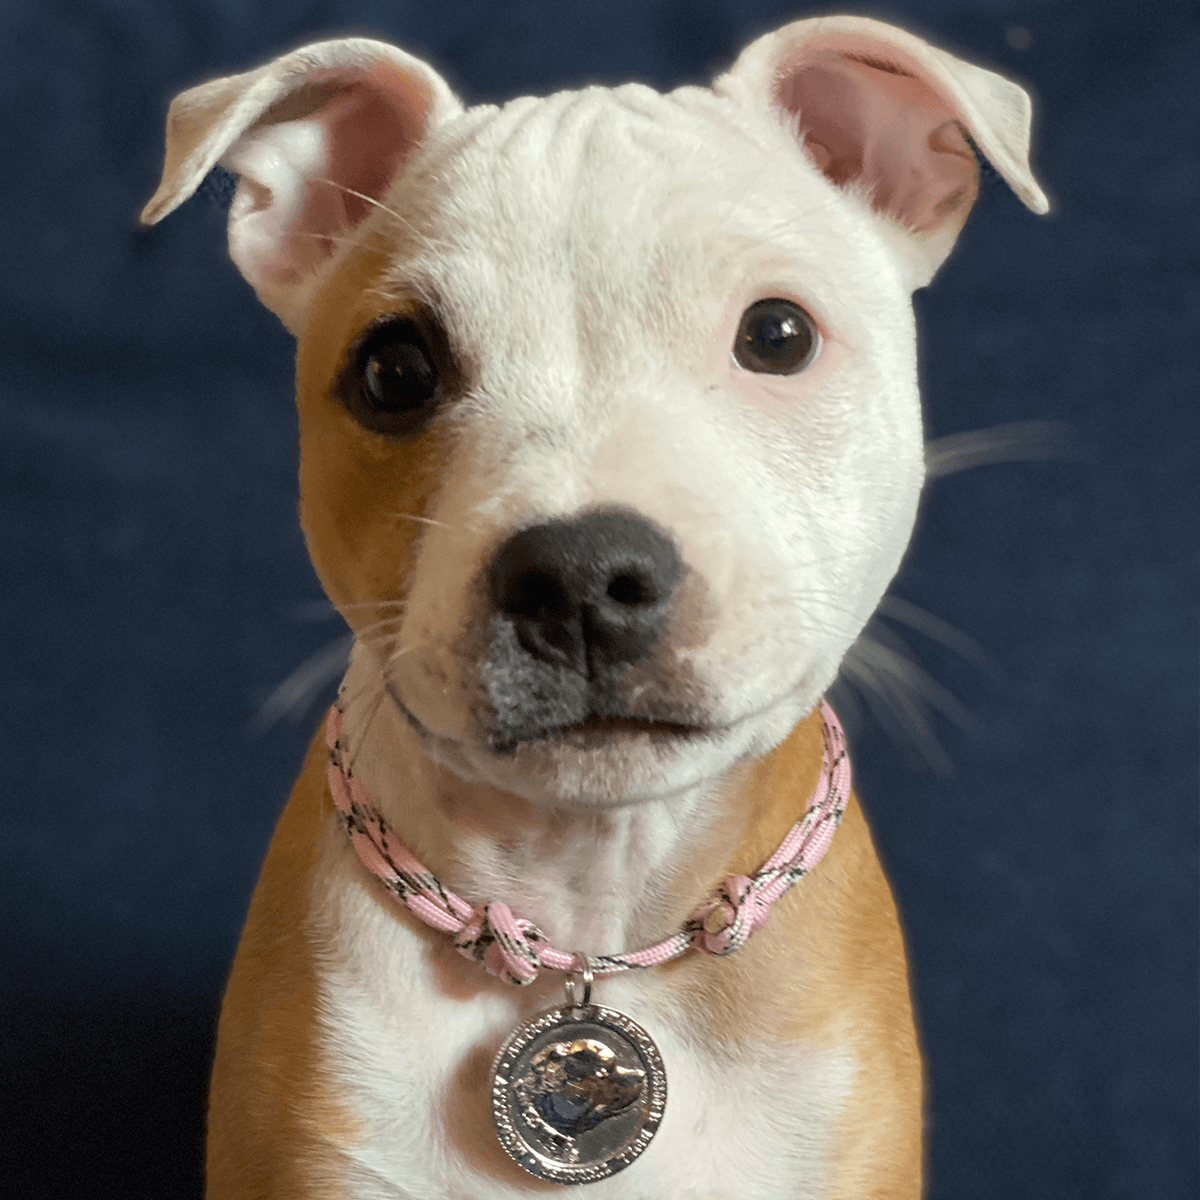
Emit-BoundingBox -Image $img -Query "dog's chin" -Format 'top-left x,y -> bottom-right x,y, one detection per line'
402,697 -> 810,811
416,721 -> 729,809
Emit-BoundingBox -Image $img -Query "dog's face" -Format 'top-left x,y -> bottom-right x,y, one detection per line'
295,86 -> 927,807
145,18 -> 1046,808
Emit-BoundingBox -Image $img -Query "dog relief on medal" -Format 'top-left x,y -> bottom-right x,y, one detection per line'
491,1005 -> 667,1182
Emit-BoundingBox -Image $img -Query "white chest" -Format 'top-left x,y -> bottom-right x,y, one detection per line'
308,838 -> 854,1200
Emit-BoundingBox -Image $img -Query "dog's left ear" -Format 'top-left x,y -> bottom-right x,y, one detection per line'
716,16 -> 1049,288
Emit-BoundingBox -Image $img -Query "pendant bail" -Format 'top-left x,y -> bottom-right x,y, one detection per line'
564,952 -> 593,1011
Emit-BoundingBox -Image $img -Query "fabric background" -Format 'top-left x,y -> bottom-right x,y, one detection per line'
1,1 -> 1195,1196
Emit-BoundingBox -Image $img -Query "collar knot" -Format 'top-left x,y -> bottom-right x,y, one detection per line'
691,874 -> 773,956
455,900 -> 548,986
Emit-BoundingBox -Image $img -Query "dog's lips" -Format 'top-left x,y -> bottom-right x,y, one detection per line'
519,714 -> 710,750
388,679 -> 709,752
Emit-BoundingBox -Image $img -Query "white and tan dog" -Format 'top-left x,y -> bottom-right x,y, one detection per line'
144,15 -> 1046,1198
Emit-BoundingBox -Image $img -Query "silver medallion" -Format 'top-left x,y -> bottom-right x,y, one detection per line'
490,963 -> 666,1183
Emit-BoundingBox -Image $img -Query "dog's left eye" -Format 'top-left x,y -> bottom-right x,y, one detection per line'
341,315 -> 448,436
733,299 -> 819,375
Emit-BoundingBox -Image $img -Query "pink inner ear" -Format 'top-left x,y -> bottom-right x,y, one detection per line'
232,62 -> 436,297
779,56 -> 978,233
319,66 -> 430,229
220,52 -> 452,328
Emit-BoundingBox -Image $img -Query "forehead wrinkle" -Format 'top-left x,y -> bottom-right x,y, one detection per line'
377,85 -> 882,424
427,93 -> 705,404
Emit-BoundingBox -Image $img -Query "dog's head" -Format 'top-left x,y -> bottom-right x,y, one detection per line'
520,1038 -> 646,1141
145,17 -> 1046,808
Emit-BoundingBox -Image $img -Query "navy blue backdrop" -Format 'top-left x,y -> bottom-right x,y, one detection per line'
1,1 -> 1195,1196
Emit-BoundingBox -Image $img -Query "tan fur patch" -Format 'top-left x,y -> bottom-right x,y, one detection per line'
295,245 -> 448,629
207,733 -> 361,1198
657,710 -> 923,1196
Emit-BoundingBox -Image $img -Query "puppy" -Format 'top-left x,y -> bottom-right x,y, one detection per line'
144,14 -> 1047,1198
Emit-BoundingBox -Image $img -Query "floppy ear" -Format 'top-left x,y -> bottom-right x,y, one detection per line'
141,39 -> 462,333
716,16 -> 1049,288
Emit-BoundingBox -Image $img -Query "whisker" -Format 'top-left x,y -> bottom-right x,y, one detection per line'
829,584 -> 1007,775
925,420 -> 1084,479
309,179 -> 458,256
293,230 -> 360,249
378,643 -> 423,680
286,597 -> 340,623
850,632 -> 971,729
875,595 -> 995,675
333,598 -> 408,616
750,585 -> 875,629
331,644 -> 424,735
825,671 -> 865,731
839,654 -> 954,776
395,513 -> 451,529
352,611 -> 406,630
343,682 -> 390,775
251,632 -> 354,734
718,188 -> 846,250
353,619 -> 408,646
311,177 -> 412,231
711,137 -> 847,243
333,670 -> 389,722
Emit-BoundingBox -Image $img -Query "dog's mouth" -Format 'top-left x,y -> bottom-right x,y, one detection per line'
496,714 -> 709,754
388,679 -> 708,757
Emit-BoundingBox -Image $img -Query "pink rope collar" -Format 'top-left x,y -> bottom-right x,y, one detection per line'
325,702 -> 850,986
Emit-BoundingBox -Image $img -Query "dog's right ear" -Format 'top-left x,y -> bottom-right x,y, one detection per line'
141,39 -> 461,333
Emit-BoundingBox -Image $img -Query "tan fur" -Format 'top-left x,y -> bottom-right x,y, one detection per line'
207,732 -> 358,1198
208,246 -> 450,1197
655,709 -> 923,1198
295,245 -> 448,621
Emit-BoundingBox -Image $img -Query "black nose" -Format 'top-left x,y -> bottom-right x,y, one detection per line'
489,510 -> 682,678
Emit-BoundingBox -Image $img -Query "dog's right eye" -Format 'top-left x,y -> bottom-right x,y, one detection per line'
341,316 -> 447,436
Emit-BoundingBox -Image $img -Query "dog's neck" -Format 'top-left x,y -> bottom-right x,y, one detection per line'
337,649 -> 823,959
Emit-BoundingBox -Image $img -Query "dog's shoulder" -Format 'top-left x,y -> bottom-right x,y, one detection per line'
208,731 -> 362,1196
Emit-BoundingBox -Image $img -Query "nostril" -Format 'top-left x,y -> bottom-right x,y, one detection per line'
506,570 -> 569,618
606,573 -> 652,607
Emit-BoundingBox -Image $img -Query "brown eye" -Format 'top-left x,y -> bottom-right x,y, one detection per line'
733,299 -> 819,375
340,315 -> 448,436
